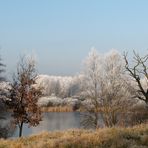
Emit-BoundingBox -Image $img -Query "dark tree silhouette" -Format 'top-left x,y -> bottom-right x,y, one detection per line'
0,54 -> 15,138
124,51 -> 148,106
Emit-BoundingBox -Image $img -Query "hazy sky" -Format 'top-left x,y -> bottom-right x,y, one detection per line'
0,0 -> 148,78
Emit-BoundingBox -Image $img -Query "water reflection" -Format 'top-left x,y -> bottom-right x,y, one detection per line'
12,112 -> 81,137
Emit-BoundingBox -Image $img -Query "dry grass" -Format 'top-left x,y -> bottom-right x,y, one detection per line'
0,124 -> 148,148
41,106 -> 73,112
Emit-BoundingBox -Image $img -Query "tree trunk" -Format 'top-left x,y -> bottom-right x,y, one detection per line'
94,112 -> 98,129
19,122 -> 23,137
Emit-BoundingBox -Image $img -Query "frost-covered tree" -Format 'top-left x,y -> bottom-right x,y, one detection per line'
36,75 -> 80,98
81,49 -> 133,128
80,48 -> 103,128
99,50 -> 133,127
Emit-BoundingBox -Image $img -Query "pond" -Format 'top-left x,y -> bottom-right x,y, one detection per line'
12,112 -> 82,137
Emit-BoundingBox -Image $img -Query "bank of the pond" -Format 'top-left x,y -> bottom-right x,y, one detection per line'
1,124 -> 148,148
41,106 -> 74,112
7,106 -> 76,113
40,106 -> 103,112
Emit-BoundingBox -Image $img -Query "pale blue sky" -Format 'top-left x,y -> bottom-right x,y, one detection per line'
0,0 -> 148,78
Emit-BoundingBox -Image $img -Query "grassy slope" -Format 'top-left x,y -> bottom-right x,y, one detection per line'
0,124 -> 148,148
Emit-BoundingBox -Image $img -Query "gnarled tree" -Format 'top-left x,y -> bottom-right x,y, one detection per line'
7,56 -> 43,137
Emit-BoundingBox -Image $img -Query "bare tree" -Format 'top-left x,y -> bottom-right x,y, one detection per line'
124,51 -> 148,106
7,56 -> 43,137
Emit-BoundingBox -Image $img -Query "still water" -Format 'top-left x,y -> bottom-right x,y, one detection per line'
12,112 -> 82,137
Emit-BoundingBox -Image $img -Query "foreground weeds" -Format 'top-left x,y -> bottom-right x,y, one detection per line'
0,124 -> 148,148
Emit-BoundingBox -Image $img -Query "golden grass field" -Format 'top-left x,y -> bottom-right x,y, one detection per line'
0,124 -> 147,148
